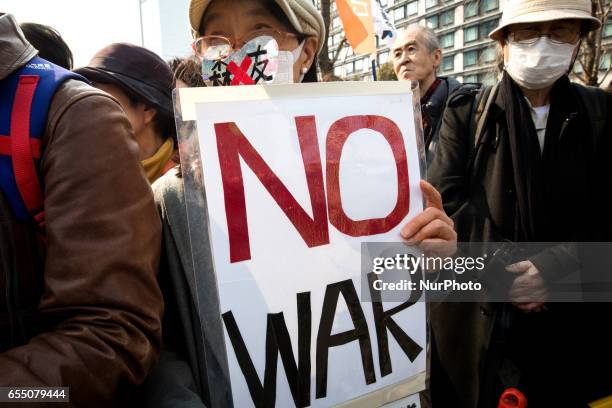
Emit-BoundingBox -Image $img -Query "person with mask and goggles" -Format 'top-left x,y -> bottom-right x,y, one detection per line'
428,0 -> 612,407
143,0 -> 457,406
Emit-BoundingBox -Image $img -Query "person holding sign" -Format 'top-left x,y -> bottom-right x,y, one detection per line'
143,0 -> 456,406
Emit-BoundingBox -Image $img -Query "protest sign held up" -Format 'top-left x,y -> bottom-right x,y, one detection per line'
177,82 -> 427,407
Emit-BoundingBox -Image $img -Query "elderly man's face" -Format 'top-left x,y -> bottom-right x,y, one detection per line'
392,30 -> 440,82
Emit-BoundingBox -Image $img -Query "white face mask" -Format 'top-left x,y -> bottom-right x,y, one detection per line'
201,38 -> 306,86
505,37 -> 577,90
274,40 -> 306,84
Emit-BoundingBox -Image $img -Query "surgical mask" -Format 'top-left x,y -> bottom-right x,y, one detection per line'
202,36 -> 305,86
505,37 -> 577,90
278,41 -> 306,83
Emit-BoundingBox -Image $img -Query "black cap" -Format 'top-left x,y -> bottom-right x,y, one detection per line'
75,43 -> 174,117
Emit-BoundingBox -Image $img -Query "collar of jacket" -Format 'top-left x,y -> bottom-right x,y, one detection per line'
489,84 -> 508,122
0,14 -> 38,81
489,75 -> 579,124
423,76 -> 461,114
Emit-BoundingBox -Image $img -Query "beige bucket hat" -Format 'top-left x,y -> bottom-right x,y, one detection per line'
189,0 -> 326,55
489,0 -> 601,41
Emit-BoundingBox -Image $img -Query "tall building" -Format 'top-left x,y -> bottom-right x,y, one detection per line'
321,0 -> 504,83
140,0 -> 192,61
319,0 -> 611,87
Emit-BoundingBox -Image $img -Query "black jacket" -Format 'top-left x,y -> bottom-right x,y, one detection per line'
428,78 -> 612,408
422,76 -> 461,163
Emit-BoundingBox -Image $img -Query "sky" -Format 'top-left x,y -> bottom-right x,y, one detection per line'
2,0 -> 146,67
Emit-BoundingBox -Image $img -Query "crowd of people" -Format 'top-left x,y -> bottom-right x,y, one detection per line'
1,0 -> 611,407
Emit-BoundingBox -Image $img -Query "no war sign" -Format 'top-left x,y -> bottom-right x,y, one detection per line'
177,82 -> 427,407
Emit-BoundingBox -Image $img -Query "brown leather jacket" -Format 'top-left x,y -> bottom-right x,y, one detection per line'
0,14 -> 163,406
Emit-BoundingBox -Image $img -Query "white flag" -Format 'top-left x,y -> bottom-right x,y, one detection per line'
371,0 -> 397,49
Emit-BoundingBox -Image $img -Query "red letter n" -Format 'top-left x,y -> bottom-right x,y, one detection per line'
215,116 -> 329,263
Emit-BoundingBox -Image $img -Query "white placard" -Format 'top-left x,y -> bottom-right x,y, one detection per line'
189,83 -> 427,407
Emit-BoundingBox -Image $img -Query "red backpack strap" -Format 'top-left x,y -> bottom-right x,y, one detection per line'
0,136 -> 41,157
10,75 -> 45,228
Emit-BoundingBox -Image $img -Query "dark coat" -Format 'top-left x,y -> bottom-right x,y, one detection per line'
422,76 -> 461,164
427,79 -> 612,408
0,14 -> 163,406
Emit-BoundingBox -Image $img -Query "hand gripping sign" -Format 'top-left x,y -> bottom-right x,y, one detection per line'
174,81 -> 428,408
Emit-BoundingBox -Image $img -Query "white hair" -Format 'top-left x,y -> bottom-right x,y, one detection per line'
396,24 -> 441,53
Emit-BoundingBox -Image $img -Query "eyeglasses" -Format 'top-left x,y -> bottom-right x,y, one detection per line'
508,28 -> 581,45
193,29 -> 300,60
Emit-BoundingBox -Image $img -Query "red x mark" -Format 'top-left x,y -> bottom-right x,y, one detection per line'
227,55 -> 255,86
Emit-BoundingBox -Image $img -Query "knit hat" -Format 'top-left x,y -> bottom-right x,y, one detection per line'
188,0 -> 326,55
489,0 -> 601,41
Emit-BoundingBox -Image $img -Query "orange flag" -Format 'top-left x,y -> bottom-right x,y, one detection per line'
336,0 -> 377,55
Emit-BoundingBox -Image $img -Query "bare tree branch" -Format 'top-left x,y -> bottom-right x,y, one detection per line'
602,5 -> 611,24
332,39 -> 348,65
574,1 -> 607,85
575,71 -> 589,84
577,55 -> 588,73
605,1 -> 612,16
597,50 -> 612,85
598,64 -> 612,85
318,0 -> 334,76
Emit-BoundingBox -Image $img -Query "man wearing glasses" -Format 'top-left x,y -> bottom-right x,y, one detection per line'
427,0 -> 612,407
